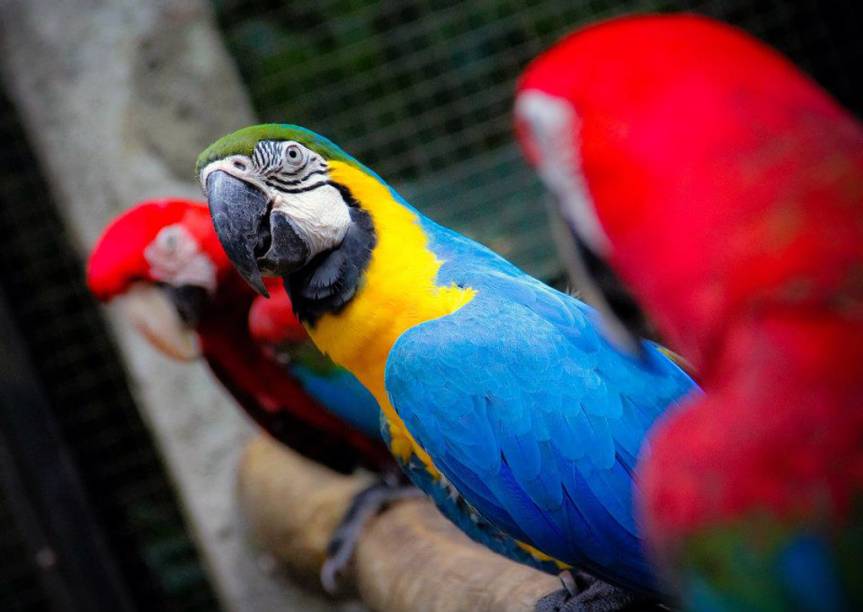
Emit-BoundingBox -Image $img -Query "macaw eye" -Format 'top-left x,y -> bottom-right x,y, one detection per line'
283,143 -> 306,170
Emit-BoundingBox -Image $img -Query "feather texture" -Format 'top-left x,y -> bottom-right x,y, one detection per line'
385,215 -> 697,594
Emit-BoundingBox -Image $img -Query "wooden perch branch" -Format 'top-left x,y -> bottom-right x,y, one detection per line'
237,435 -> 561,612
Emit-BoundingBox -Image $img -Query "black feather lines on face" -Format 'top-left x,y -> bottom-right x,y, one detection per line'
252,140 -> 283,175
258,144 -> 328,195
267,169 -> 327,189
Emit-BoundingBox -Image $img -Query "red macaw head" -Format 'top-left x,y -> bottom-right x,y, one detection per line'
87,199 -> 231,360
515,14 -> 863,375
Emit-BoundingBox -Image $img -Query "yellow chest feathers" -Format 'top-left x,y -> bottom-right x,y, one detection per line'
306,161 -> 475,471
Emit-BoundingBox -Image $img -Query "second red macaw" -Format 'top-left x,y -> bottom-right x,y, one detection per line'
517,14 -> 863,611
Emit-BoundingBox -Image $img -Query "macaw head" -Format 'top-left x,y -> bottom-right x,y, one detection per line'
516,14 -> 863,373
196,124 -> 377,321
87,198 -> 231,360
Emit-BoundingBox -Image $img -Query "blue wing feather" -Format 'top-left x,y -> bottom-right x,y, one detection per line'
290,364 -> 382,440
384,217 -> 698,594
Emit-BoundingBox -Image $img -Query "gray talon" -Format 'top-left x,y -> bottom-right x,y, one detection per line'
321,480 -> 421,594
535,571 -> 666,612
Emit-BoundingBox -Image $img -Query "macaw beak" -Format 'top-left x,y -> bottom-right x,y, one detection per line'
206,170 -> 311,298
115,282 -> 201,361
206,170 -> 271,297
553,209 -> 649,360
165,284 -> 208,329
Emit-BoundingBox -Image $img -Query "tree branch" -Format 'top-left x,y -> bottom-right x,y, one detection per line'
238,434 -> 561,611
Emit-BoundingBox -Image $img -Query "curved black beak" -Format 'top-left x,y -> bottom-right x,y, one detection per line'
548,193 -> 651,360
206,170 -> 270,297
206,170 -> 312,297
571,234 -> 652,348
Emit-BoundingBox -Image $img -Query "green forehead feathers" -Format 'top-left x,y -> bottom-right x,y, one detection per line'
195,124 -> 359,175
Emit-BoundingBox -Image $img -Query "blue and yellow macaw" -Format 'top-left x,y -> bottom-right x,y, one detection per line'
197,125 -> 697,607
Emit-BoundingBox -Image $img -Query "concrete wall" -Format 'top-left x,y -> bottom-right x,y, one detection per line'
0,1 -> 333,609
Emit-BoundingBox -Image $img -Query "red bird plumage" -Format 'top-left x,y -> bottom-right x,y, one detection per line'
248,284 -> 309,346
88,199 -> 392,474
517,15 -> 863,610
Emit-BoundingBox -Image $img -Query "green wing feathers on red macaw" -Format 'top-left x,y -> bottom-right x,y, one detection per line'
87,198 -> 391,474
517,14 -> 863,611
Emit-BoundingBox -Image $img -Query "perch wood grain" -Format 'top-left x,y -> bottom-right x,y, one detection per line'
237,434 -> 560,612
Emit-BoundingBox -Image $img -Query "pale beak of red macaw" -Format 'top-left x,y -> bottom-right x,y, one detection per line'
113,281 -> 201,361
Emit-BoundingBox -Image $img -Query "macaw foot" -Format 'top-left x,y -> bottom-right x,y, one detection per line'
320,477 -> 421,593
535,571 -> 665,612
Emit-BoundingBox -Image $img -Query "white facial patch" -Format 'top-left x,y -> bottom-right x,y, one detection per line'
200,140 -> 354,260
515,90 -> 609,254
144,224 -> 217,293
270,183 -> 352,258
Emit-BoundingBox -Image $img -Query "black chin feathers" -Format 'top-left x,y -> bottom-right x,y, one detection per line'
286,193 -> 375,324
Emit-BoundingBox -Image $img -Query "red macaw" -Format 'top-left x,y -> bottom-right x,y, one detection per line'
516,14 -> 863,611
87,199 -> 392,474
249,285 -> 309,346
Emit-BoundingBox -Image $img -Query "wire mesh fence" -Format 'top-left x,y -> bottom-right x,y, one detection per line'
0,90 -> 218,611
213,0 -> 860,283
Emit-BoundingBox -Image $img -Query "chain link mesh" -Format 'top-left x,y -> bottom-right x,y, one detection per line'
213,0 -> 860,281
